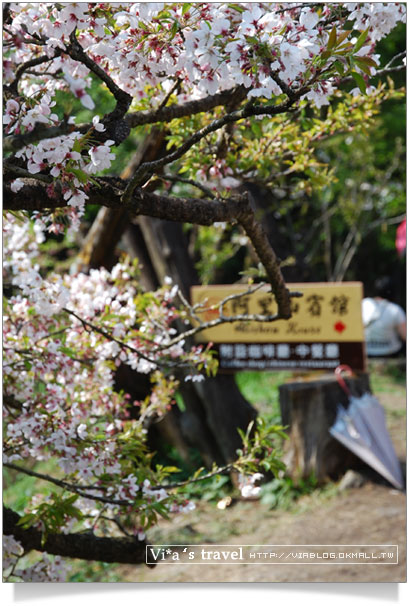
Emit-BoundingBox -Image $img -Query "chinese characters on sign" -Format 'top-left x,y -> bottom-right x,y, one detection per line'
228,292 -> 350,322
190,283 -> 365,371
218,342 -> 342,370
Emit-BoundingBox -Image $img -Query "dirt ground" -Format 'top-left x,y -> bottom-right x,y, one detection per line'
121,390 -> 406,583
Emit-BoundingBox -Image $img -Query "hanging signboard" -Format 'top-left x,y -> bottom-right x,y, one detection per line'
190,282 -> 365,372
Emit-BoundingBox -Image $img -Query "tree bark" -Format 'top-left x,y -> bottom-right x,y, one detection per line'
131,214 -> 258,466
3,506 -> 154,566
279,373 -> 371,482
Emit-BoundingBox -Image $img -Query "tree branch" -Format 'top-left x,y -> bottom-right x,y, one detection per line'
3,506 -> 154,566
121,97 -> 296,202
366,212 -> 406,232
3,86 -> 249,154
3,178 -> 292,313
238,210 -> 293,319
382,50 -> 406,71
4,462 -> 131,506
156,463 -> 235,490
3,177 -> 249,225
3,123 -> 76,154
63,307 -> 172,369
126,85 -> 249,128
66,30 -> 132,144
67,30 -> 132,121
152,284 -> 303,351
4,162 -> 53,183
160,174 -> 215,199
7,54 -> 57,96
341,58 -> 406,86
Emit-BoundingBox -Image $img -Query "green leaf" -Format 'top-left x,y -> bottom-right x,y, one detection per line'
327,26 -> 337,50
72,139 -> 82,153
251,121 -> 262,137
182,3 -> 191,14
245,419 -> 255,439
192,466 -> 205,480
59,346 -> 79,359
16,513 -> 37,528
334,60 -> 345,76
64,494 -> 79,505
336,29 -> 352,47
353,27 -> 369,53
321,50 -> 332,61
245,35 -> 259,46
159,465 -> 181,474
70,168 -> 89,184
354,55 -> 378,68
170,20 -> 179,37
228,3 -> 245,13
34,380 -> 46,394
351,71 -> 367,94
353,57 -> 371,76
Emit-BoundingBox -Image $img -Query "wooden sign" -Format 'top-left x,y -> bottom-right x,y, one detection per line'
190,282 -> 365,371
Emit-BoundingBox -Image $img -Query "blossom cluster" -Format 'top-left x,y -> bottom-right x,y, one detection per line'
4,3 -> 405,106
3,534 -> 71,583
3,212 -> 217,580
8,120 -> 114,219
238,472 -> 264,498
3,3 -> 405,225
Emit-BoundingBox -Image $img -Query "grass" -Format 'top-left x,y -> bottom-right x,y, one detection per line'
369,370 -> 406,395
235,366 -> 406,419
68,561 -> 123,583
235,370 -> 293,424
3,459 -> 61,515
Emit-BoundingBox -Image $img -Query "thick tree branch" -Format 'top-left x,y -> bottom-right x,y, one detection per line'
126,85 -> 249,128
3,86 -> 249,154
3,178 -> 292,314
3,177 -> 249,224
4,162 -> 53,183
3,506 -> 154,566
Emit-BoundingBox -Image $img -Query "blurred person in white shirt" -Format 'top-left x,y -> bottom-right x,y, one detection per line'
362,276 -> 406,358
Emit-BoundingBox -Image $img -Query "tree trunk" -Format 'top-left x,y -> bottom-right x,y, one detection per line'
279,373 -> 371,482
129,214 -> 257,466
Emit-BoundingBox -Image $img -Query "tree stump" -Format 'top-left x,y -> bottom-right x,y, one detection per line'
279,373 -> 371,483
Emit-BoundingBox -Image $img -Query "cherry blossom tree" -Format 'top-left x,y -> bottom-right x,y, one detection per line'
3,2 -> 405,581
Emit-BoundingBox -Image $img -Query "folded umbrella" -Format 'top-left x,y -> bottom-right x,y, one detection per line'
329,366 -> 404,490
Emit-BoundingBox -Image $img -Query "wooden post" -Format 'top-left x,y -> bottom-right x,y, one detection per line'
279,373 -> 371,482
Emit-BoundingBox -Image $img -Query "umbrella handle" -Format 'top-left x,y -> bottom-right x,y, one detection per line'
335,364 -> 353,396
